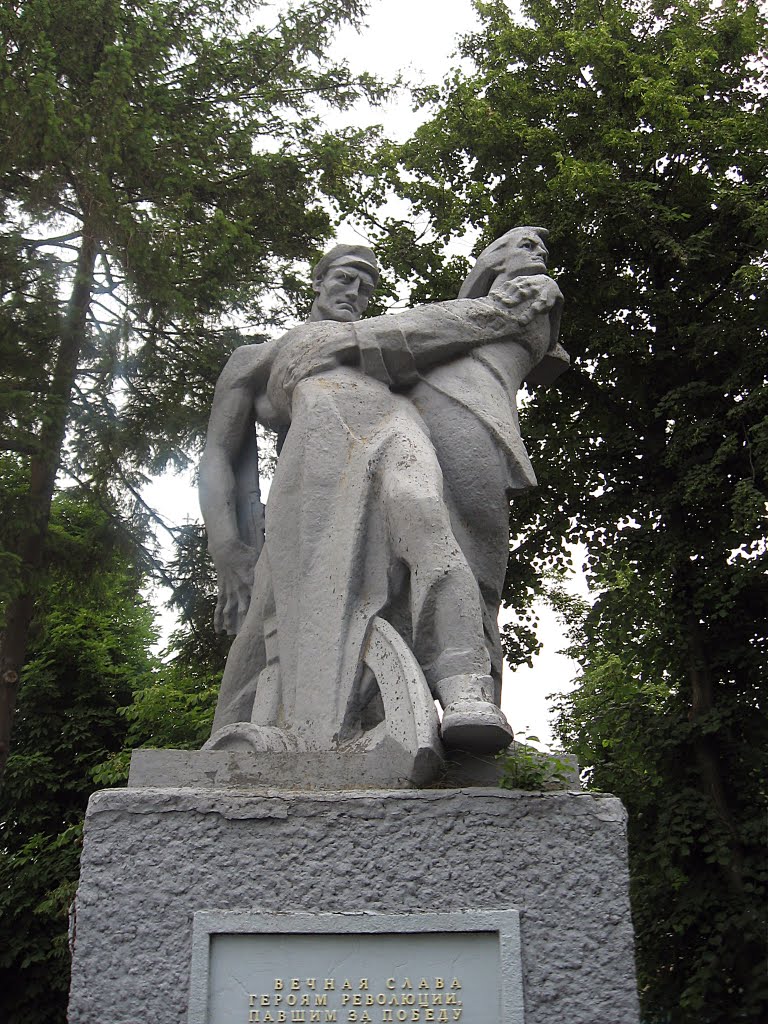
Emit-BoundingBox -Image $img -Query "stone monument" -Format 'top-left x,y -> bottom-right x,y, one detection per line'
195,228 -> 568,772
67,230 -> 640,1023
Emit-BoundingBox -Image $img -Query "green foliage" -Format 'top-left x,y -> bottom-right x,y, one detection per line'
122,663 -> 219,751
0,491 -> 158,1024
93,523 -> 228,782
163,523 -> 232,674
497,733 -> 573,791
1,0 -> 384,480
0,6 -> 389,1005
0,458 -> 29,616
120,523 -> 228,755
362,1 -> 767,1020
552,558 -> 767,1022
0,0 -> 389,783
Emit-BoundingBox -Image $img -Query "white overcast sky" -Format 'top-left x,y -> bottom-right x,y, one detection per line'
146,0 -> 585,748
327,0 -> 480,138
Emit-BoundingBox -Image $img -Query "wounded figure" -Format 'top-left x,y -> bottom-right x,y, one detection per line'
199,231 -> 567,755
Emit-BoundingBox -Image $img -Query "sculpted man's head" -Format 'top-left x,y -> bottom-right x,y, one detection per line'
309,244 -> 380,323
459,226 -> 549,299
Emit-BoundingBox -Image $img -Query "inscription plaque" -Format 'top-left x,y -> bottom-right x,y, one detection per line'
188,912 -> 524,1024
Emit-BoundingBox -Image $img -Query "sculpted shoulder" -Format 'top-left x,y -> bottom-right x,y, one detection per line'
216,340 -> 278,392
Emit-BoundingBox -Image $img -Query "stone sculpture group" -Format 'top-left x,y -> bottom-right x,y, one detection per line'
199,228 -> 568,760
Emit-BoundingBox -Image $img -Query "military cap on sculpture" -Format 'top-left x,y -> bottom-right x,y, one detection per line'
311,244 -> 380,288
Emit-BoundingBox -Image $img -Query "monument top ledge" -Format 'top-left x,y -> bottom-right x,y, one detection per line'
127,743 -> 580,792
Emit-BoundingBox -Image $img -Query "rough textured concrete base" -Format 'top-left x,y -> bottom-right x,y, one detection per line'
68,788 -> 639,1024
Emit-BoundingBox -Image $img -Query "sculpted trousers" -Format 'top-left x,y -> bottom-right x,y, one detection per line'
412,382 -> 517,706
373,420 -> 493,692
210,411 -> 500,738
210,553 -> 273,734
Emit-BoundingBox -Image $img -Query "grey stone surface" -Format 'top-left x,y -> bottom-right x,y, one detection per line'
128,744 -> 578,793
200,232 -> 568,760
200,617 -> 445,784
128,737 -> 442,791
68,787 -> 639,1024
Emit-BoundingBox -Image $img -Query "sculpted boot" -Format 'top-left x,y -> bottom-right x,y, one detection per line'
436,673 -> 514,754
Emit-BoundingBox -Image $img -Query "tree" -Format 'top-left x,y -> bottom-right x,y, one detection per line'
101,523 -> 228,776
356,1 -> 767,1020
0,0 -> 384,780
0,487 -> 158,1024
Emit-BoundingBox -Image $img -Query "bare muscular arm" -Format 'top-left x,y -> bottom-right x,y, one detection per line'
199,342 -> 282,633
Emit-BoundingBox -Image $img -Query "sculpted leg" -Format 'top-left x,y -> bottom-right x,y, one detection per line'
420,397 -> 514,708
380,430 -> 488,682
379,430 -> 513,752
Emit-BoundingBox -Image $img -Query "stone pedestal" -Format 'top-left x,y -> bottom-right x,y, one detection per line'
68,786 -> 639,1023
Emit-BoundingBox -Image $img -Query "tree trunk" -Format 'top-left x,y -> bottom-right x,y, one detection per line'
684,609 -> 744,896
0,224 -> 98,784
664,487 -> 745,897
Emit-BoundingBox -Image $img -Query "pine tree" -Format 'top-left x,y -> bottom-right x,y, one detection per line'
0,0 -> 383,779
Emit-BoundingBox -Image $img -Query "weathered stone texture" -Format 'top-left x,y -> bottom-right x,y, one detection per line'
68,788 -> 639,1024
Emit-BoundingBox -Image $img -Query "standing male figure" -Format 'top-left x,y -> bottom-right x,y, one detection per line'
359,227 -> 568,705
200,238 -> 564,754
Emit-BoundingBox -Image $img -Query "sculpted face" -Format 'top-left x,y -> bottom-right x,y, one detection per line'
495,230 -> 549,280
311,262 -> 377,323
457,226 -> 550,299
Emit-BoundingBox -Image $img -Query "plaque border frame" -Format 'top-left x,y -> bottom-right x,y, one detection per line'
188,909 -> 524,1024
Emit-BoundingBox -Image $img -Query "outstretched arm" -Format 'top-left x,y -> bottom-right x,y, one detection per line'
352,276 -> 563,388
200,343 -> 279,634
273,276 -> 563,399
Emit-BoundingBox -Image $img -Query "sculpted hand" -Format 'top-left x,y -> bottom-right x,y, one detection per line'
489,274 -> 563,325
211,538 -> 259,635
